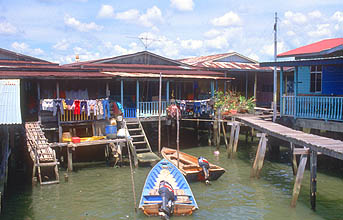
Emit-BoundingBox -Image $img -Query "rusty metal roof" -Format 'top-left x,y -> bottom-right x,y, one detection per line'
180,52 -> 274,71
0,79 -> 22,124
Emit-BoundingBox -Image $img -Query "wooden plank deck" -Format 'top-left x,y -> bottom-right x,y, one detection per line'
236,116 -> 343,160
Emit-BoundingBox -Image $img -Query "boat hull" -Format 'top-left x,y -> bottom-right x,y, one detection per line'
161,147 -> 225,182
139,159 -> 198,217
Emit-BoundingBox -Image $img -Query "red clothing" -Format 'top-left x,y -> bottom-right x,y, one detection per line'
74,100 -> 80,115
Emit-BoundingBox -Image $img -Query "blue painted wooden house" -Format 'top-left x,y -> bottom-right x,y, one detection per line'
261,38 -> 343,124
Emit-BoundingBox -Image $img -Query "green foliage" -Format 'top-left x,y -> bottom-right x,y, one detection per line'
213,90 -> 256,114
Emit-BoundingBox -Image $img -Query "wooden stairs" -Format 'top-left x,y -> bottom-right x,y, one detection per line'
25,122 -> 60,185
123,119 -> 160,166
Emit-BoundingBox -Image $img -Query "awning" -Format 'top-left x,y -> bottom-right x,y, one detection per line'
102,71 -> 234,80
0,79 -> 22,124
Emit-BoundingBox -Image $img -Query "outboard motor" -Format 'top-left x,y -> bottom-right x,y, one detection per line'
198,156 -> 210,184
158,180 -> 175,220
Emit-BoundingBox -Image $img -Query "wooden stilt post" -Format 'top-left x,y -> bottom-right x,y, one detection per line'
158,73 -> 162,154
233,122 -> 240,153
251,128 -> 254,142
67,144 -> 73,172
250,133 -> 267,178
127,137 -> 137,213
208,122 -> 212,146
221,122 -> 229,149
213,117 -> 218,148
291,143 -> 298,175
310,150 -> 317,211
197,119 -> 200,146
217,112 -> 221,149
227,122 -> 235,158
291,153 -> 308,208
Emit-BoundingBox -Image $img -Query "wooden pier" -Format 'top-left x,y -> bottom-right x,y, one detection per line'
235,115 -> 343,210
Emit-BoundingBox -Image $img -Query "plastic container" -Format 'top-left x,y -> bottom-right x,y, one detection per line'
72,137 -> 81,143
105,125 -> 117,135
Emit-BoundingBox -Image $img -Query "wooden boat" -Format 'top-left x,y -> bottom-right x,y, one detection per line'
139,159 -> 198,217
161,147 -> 225,182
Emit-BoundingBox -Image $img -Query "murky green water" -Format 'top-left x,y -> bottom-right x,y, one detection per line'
2,136 -> 343,220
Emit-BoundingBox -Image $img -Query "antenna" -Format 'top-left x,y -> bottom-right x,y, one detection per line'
126,34 -> 161,51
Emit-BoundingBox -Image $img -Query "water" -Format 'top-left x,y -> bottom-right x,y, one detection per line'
2,136 -> 343,220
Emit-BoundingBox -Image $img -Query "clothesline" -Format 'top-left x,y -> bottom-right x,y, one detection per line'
40,98 -> 124,120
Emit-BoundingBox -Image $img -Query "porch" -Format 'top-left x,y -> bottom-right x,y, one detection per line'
282,95 -> 343,121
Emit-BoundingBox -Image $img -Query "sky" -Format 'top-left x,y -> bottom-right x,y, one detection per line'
0,0 -> 342,64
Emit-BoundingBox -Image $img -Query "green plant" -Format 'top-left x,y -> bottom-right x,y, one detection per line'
213,90 -> 255,114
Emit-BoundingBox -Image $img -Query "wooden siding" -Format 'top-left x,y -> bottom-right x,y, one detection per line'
322,65 -> 343,95
298,66 -> 311,94
216,54 -> 254,63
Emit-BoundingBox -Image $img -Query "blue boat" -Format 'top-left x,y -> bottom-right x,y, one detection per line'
139,159 -> 198,218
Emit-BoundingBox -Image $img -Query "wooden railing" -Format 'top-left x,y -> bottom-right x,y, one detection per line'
282,95 -> 343,121
123,108 -> 136,118
138,101 -> 168,117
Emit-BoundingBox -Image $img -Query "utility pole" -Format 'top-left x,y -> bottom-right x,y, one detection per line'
273,12 -> 278,122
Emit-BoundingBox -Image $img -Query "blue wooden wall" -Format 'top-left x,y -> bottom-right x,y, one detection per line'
322,65 -> 343,95
298,66 -> 311,94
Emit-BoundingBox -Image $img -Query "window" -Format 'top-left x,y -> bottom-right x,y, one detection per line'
310,65 -> 322,92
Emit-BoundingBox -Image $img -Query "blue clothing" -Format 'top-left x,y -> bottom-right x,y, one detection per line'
102,99 -> 111,119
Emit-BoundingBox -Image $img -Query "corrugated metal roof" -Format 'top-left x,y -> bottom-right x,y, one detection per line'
0,79 -> 22,124
180,53 -> 274,71
278,38 -> 343,58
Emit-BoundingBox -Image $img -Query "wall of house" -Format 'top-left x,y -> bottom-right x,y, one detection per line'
298,66 -> 311,94
322,64 -> 343,95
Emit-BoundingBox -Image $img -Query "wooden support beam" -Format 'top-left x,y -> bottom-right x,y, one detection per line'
227,122 -> 235,158
310,150 -> 317,211
222,122 -> 229,149
291,143 -> 298,176
67,145 -> 73,172
251,133 -> 267,178
291,154 -> 307,208
233,122 -> 241,153
197,119 -> 200,146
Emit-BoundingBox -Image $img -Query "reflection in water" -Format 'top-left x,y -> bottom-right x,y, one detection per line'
2,138 -> 343,220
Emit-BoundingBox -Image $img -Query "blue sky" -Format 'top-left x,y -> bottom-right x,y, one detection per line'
0,0 -> 342,64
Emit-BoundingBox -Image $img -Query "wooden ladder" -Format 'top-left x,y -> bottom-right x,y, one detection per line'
25,122 -> 60,185
123,119 -> 159,166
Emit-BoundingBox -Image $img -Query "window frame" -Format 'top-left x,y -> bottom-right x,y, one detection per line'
310,65 -> 322,93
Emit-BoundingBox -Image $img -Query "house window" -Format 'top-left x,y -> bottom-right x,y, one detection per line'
310,65 -> 322,93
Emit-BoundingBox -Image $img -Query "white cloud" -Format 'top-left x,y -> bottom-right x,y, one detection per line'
139,6 -> 163,28
204,29 -> 221,38
308,10 -> 322,19
180,39 -> 203,50
98,4 -> 115,18
332,11 -> 343,22
53,39 -> 69,51
211,11 -> 241,27
116,9 -> 140,20
11,41 -> 44,56
284,11 -> 307,24
170,0 -> 194,11
0,21 -> 18,35
12,41 -> 28,51
64,14 -> 103,32
287,30 -> 296,36
307,24 -> 331,37
205,35 -> 229,49
261,41 -> 287,57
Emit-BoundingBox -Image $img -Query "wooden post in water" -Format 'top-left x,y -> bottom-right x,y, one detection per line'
197,119 -> 200,146
67,145 -> 73,172
227,122 -> 235,158
127,137 -> 137,213
233,122 -> 241,153
221,122 -> 229,149
176,108 -> 180,169
291,153 -> 307,208
310,150 -> 317,210
291,143 -> 298,175
158,72 -> 162,154
250,133 -> 267,178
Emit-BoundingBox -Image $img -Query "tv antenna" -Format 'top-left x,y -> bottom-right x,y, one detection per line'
126,34 -> 161,51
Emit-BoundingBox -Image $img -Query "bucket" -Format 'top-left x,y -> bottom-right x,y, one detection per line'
72,137 -> 81,143
105,125 -> 117,135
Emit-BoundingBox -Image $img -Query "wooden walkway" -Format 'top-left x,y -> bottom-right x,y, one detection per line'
232,115 -> 343,210
236,116 -> 343,160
